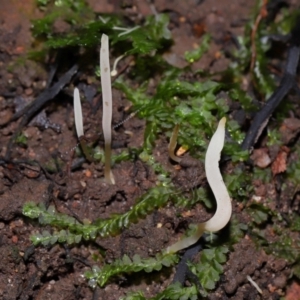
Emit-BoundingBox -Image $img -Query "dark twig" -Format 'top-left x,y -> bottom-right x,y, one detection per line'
9,65 -> 78,124
5,65 -> 78,160
46,63 -> 58,89
172,237 -> 204,285
241,19 -> 300,151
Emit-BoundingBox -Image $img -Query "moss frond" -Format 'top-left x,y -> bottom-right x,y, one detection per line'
23,185 -> 174,245
85,252 -> 178,287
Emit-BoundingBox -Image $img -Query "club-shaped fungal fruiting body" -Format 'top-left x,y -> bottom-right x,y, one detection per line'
166,117 -> 232,253
101,34 -> 115,185
73,87 -> 84,138
73,34 -> 115,183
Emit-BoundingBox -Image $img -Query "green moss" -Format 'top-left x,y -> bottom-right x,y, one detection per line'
115,75 -> 247,161
15,133 -> 28,146
85,252 -> 179,287
223,166 -> 252,200
252,166 -> 272,183
184,34 -> 211,63
227,217 -> 248,244
268,7 -> 300,36
188,245 -> 229,292
23,183 -> 175,244
32,0 -> 172,57
247,203 -> 271,225
122,284 -> 198,300
33,0 -> 93,36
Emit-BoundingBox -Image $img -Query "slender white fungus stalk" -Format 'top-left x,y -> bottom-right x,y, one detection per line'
101,34 -> 115,185
112,25 -> 141,37
99,16 -> 108,24
166,117 -> 232,253
73,87 -> 84,138
247,275 -> 263,294
111,54 -> 125,77
168,124 -> 181,163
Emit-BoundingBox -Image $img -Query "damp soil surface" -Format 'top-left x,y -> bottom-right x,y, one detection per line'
0,1 -> 300,300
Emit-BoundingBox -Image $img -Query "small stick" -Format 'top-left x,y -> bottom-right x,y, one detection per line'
247,275 -> 263,294
250,0 -> 268,73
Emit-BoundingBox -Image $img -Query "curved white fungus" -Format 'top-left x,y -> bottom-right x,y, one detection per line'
166,117 -> 232,253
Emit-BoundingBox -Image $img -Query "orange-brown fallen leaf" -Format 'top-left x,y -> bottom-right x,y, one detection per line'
286,281 -> 300,300
271,146 -> 290,176
181,210 -> 194,218
176,145 -> 189,156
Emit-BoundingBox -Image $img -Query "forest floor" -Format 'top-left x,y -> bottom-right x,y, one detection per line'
0,0 -> 300,299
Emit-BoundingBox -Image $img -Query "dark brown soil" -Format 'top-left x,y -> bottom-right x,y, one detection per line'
0,1 -> 300,299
